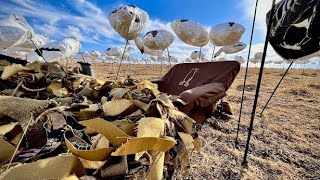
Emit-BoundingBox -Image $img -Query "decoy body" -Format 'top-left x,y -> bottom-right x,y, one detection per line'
171,19 -> 209,47
214,42 -> 246,57
210,22 -> 245,46
27,36 -> 81,62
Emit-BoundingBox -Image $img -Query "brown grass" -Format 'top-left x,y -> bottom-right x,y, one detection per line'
63,60 -> 320,179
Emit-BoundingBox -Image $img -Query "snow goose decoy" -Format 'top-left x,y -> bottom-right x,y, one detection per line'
91,51 -> 101,58
105,47 -> 123,57
108,5 -> 148,79
12,34 -> 48,50
108,5 -> 148,41
214,42 -> 246,58
254,52 -> 263,60
209,22 -> 245,61
141,29 -> 175,67
184,58 -> 193,63
170,56 -> 178,63
0,15 -> 35,49
218,57 -> 227,61
210,22 -> 245,47
190,51 -> 206,62
26,36 -> 81,62
134,36 -> 163,56
234,56 -> 245,64
249,57 -> 260,64
171,19 -> 209,47
2,34 -> 49,60
143,30 -> 174,51
171,19 -> 209,60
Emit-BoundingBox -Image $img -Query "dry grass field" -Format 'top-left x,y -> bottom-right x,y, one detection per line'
67,61 -> 320,179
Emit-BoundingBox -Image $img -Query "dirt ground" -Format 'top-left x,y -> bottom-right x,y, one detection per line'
69,61 -> 320,180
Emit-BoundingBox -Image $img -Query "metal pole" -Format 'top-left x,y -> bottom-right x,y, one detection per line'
80,52 -> 86,63
30,37 -> 48,62
115,40 -> 129,81
160,58 -> 163,76
198,46 -> 202,61
242,0 -> 276,166
260,62 -> 293,116
167,48 -> 171,68
235,0 -> 260,147
211,46 -> 216,61
158,55 -> 162,76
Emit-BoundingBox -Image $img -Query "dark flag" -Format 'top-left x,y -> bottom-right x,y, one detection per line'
268,0 -> 320,60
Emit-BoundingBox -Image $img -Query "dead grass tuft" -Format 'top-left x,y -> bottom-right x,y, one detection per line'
308,84 -> 320,90
287,86 -> 311,97
236,84 -> 256,92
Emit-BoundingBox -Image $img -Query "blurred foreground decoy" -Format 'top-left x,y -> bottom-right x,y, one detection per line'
267,0 -> 320,61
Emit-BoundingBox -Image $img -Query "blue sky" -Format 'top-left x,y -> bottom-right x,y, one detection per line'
1,0 -> 319,66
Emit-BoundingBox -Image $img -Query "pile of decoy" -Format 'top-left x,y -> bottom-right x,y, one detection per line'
0,60 -> 200,180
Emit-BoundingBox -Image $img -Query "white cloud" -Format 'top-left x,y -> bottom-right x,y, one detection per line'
65,26 -> 83,40
69,0 -> 104,17
0,0 -> 118,45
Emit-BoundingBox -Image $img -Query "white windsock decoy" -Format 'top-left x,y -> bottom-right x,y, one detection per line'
108,5 -> 149,79
273,60 -> 283,65
202,58 -> 211,62
190,50 -> 206,60
91,51 -> 101,58
265,60 -> 273,65
0,15 -> 35,49
143,30 -> 174,50
2,34 -> 49,59
106,56 -> 115,61
171,57 -> 178,63
250,58 -> 259,64
82,51 -> 90,57
184,58 -> 193,63
235,56 -> 245,63
133,36 -> 163,56
122,52 -> 130,59
105,47 -> 123,57
214,42 -> 246,57
254,52 -> 263,60
108,6 -> 160,57
129,57 -> 138,62
171,19 -> 209,47
142,57 -> 150,63
125,45 -> 134,52
108,5 -> 148,41
150,56 -> 158,61
210,22 -> 245,46
165,56 -> 177,63
161,56 -> 169,62
26,36 -> 81,62
0,49 -> 28,59
12,34 -> 48,50
218,57 -> 227,61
